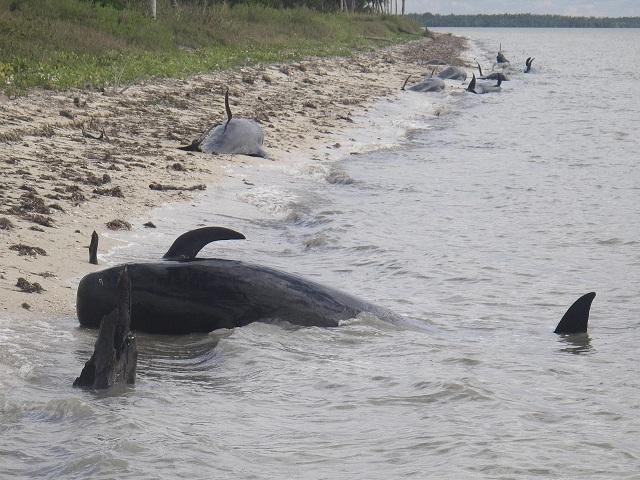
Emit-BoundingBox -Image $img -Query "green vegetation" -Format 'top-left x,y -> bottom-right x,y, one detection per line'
412,13 -> 640,28
0,0 -> 421,94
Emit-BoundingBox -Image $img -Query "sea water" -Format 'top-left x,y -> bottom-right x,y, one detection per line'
1,28 -> 639,479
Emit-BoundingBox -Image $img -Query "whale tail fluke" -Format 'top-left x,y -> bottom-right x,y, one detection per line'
525,57 -> 534,73
467,73 -> 477,94
554,292 -> 596,334
163,226 -> 246,261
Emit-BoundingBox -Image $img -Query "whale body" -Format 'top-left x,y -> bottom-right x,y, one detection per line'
436,66 -> 467,81
466,73 -> 503,94
180,91 -> 266,158
408,77 -> 445,93
76,227 -> 400,334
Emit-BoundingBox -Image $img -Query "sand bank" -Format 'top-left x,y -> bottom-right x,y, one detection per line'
0,33 -> 466,317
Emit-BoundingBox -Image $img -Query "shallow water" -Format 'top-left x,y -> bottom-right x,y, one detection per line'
2,28 -> 640,478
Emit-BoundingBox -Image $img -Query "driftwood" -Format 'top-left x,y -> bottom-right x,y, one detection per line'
73,267 -> 137,389
89,231 -> 98,265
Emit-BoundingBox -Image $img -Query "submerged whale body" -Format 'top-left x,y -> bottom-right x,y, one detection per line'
77,227 -> 400,334
466,73 -> 503,94
179,91 -> 266,158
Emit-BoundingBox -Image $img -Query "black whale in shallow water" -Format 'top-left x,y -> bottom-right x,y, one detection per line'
77,227 -> 400,334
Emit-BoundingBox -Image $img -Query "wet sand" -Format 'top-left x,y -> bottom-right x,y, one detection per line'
0,33 -> 466,316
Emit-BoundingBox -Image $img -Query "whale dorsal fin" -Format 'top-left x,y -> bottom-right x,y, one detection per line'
467,73 -> 477,94
554,292 -> 596,334
401,74 -> 411,91
476,61 -> 483,77
163,227 -> 245,260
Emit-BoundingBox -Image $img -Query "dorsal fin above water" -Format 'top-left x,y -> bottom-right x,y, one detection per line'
163,227 -> 245,260
467,73 -> 477,94
554,292 -> 596,334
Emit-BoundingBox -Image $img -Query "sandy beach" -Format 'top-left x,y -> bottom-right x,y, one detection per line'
0,33 -> 466,317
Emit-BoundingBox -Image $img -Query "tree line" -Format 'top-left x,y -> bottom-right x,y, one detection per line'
84,0 -> 407,14
410,13 -> 640,28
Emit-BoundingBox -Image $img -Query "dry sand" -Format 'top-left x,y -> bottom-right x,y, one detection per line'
0,33 -> 466,317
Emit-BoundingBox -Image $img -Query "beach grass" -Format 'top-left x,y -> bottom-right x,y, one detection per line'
0,0 -> 422,94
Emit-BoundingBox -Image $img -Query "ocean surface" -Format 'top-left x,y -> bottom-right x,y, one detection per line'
2,28 -> 639,479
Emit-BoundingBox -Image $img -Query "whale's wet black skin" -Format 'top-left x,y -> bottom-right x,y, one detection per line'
554,292 -> 596,334
76,227 -> 400,334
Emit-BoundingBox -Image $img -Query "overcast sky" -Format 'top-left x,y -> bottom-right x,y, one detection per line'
406,1 -> 640,17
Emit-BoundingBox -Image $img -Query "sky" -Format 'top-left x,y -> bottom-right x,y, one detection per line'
406,1 -> 640,17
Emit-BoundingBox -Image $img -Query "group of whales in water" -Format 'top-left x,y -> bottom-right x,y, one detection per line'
404,46 -> 535,95
74,46 -> 596,389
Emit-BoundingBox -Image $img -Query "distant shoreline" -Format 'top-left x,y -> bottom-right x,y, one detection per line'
411,13 -> 640,28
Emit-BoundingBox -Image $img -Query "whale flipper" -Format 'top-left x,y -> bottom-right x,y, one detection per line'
163,227 -> 245,260
554,292 -> 596,334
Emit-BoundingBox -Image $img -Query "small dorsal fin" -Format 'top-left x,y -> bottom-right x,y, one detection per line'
224,89 -> 232,122
163,227 -> 245,260
401,74 -> 411,91
223,89 -> 232,133
554,292 -> 596,334
476,61 -> 483,77
467,73 -> 477,94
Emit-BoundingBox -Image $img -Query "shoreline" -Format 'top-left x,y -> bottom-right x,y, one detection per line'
0,33 -> 466,317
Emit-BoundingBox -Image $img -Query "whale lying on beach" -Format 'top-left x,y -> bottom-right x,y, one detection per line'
436,65 -> 467,81
466,74 -> 502,94
403,75 -> 445,93
179,91 -> 266,158
76,227 -> 401,334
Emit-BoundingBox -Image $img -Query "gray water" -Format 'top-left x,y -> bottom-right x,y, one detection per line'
2,29 -> 640,479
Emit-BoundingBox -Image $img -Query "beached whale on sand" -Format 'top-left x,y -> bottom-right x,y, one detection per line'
436,65 -> 467,81
179,91 -> 266,158
402,74 -> 445,93
466,73 -> 503,94
77,227 -> 401,334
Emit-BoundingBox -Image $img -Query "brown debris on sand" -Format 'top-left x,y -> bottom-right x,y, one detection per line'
149,182 -> 206,192
9,244 -> 47,256
0,217 -> 14,230
16,277 -> 44,293
106,219 -> 131,231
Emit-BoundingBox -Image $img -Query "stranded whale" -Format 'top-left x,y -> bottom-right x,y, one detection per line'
476,62 -> 510,81
76,227 -> 401,334
179,91 -> 266,157
436,65 -> 467,81
402,74 -> 445,93
466,73 -> 503,94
